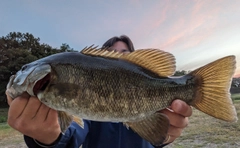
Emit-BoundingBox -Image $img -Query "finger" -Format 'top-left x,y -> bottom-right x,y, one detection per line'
45,109 -> 61,131
21,97 -> 42,119
167,125 -> 182,138
46,109 -> 58,124
5,91 -> 13,105
163,125 -> 182,144
34,103 -> 51,122
5,91 -> 30,105
160,109 -> 188,128
8,94 -> 30,119
171,99 -> 192,117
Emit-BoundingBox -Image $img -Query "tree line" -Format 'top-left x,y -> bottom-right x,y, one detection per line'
0,32 -> 76,107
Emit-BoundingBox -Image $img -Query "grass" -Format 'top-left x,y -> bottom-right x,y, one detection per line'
0,108 -> 8,123
169,99 -> 240,148
0,94 -> 240,147
232,93 -> 240,100
0,123 -> 24,147
0,108 -> 24,147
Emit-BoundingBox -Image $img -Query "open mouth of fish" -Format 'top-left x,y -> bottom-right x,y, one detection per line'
33,73 -> 51,96
6,64 -> 52,98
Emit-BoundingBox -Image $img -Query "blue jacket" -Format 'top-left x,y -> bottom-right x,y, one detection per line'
24,120 -> 167,148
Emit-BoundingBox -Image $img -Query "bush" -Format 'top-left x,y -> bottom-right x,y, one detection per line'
231,93 -> 240,101
0,116 -> 7,123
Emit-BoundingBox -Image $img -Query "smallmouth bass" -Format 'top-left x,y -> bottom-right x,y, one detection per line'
6,47 -> 238,145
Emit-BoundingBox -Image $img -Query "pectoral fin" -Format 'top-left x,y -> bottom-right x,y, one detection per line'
125,112 -> 169,146
58,111 -> 84,132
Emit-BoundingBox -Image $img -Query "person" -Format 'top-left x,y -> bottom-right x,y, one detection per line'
6,35 -> 192,148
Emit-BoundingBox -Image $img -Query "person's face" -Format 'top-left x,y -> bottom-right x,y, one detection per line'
110,41 -> 130,53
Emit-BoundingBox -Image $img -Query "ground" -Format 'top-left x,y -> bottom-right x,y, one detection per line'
0,97 -> 240,148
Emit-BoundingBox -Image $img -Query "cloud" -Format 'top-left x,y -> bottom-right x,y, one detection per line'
158,1 -> 222,50
127,1 -> 170,47
234,73 -> 240,78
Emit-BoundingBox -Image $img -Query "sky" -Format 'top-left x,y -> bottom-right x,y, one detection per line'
0,0 -> 240,77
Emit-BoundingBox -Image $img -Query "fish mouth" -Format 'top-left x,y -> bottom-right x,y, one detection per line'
33,74 -> 51,96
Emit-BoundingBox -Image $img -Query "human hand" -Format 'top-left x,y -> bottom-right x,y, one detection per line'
160,99 -> 192,144
6,92 -> 61,145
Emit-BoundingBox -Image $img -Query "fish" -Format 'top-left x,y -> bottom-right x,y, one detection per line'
6,47 -> 238,146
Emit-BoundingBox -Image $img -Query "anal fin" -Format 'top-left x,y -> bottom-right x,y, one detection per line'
73,115 -> 84,129
125,112 -> 169,146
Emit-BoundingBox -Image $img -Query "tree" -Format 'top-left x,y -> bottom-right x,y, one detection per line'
0,32 -> 40,50
173,70 -> 188,76
0,32 -> 76,107
60,43 -> 74,52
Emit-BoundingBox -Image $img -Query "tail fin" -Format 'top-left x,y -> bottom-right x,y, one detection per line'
190,55 -> 237,122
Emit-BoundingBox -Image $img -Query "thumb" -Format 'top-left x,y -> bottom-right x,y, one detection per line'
5,90 -> 13,105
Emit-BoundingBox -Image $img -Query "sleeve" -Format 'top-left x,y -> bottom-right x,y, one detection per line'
24,120 -> 91,148
153,143 -> 169,148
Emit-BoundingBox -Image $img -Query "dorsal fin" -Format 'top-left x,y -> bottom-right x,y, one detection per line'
81,47 -> 176,77
121,49 -> 176,77
81,44 -> 98,52
81,46 -> 123,58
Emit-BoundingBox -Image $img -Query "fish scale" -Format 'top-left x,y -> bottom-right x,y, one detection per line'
46,61 -> 195,121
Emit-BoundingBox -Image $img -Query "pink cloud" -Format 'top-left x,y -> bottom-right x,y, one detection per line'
129,1 -> 170,44
148,0 -> 223,51
234,73 -> 240,78
234,67 -> 240,77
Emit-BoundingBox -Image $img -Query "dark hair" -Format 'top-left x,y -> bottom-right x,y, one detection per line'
102,35 -> 135,52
